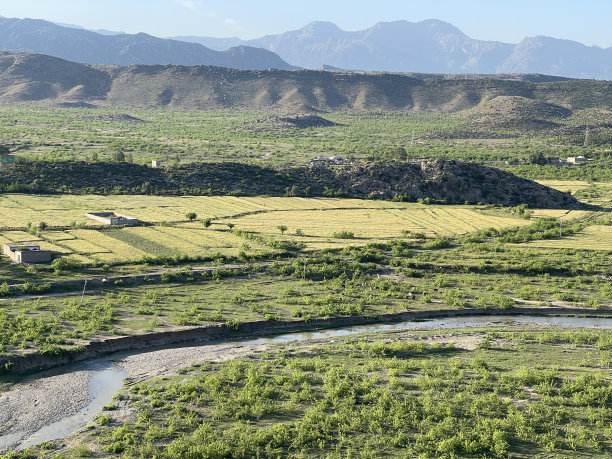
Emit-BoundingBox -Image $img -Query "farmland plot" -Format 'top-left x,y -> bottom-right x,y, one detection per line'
0,193 -> 598,263
520,225 -> 612,251
227,205 -> 531,245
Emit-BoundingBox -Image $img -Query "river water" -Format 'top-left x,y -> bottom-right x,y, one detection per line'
2,314 -> 612,451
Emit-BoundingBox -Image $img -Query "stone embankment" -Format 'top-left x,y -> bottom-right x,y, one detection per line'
2,307 -> 611,375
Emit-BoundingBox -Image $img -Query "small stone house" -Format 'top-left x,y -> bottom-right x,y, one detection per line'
85,212 -> 139,226
3,243 -> 52,263
307,156 -> 346,166
567,156 -> 587,165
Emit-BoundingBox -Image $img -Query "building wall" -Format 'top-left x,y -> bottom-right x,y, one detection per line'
3,243 -> 13,257
12,250 -> 52,263
86,213 -> 138,226
109,217 -> 139,226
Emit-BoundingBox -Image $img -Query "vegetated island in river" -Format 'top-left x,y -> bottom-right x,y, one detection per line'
0,159 -> 581,209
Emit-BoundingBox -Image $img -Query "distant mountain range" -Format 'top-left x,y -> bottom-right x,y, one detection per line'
0,15 -> 611,79
0,17 -> 293,70
173,20 -> 612,80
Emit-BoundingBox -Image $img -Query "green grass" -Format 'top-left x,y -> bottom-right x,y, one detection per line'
17,327 -> 612,458
0,105 -> 611,180
1,221 -> 611,357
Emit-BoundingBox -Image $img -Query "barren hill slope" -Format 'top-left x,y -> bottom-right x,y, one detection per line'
0,52 -> 611,115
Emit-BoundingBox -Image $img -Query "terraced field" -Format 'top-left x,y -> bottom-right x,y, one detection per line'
538,180 -> 612,206
226,206 -> 531,250
1,194 -> 603,263
520,225 -> 612,251
0,195 -> 538,262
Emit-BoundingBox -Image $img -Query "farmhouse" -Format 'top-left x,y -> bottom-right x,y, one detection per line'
85,212 -> 139,226
566,156 -> 588,165
307,156 -> 346,166
3,243 -> 52,263
151,160 -> 163,168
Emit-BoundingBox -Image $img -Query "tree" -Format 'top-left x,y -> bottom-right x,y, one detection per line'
226,223 -> 235,230
202,218 -> 212,228
185,212 -> 197,222
112,151 -> 125,162
38,221 -> 48,231
51,256 -> 82,274
529,152 -> 547,165
277,224 -> 288,234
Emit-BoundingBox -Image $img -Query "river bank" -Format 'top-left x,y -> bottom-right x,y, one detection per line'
2,312 -> 612,452
2,306 -> 612,376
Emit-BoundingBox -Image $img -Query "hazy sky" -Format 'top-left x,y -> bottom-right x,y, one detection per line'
0,0 -> 610,47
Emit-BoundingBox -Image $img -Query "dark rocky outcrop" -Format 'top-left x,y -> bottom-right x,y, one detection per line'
0,159 -> 582,209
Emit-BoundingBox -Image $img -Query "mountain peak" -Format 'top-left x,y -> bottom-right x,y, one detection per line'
300,21 -> 343,36
368,19 -> 465,37
0,16 -> 294,70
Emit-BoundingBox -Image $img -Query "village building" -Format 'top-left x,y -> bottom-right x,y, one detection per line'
307,156 -> 346,166
3,243 -> 52,263
566,156 -> 588,165
85,212 -> 139,226
151,160 -> 163,168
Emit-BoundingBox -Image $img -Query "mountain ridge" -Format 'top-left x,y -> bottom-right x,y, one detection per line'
0,17 -> 294,70
1,51 -> 612,117
174,19 -> 612,80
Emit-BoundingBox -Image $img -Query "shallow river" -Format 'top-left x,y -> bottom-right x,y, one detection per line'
2,314 -> 612,451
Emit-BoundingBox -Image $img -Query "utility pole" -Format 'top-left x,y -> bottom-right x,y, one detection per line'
80,280 -> 87,305
584,126 -> 590,148
410,130 -> 416,148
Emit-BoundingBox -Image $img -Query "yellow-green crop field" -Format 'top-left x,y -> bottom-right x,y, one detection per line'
536,180 -> 595,193
538,180 -> 612,206
0,194 -> 544,263
519,225 -> 612,251
223,206 -> 529,249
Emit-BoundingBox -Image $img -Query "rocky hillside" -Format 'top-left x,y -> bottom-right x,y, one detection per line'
0,159 -> 581,209
0,51 -> 611,115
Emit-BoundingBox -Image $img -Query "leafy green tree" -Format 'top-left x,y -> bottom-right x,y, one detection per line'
51,257 -> 82,274
529,151 -> 547,165
112,151 -> 125,162
277,224 -> 288,234
202,218 -> 212,228
185,212 -> 197,222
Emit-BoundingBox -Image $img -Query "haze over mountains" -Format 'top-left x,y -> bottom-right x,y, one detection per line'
174,19 -> 612,80
0,16 -> 610,79
0,17 -> 293,70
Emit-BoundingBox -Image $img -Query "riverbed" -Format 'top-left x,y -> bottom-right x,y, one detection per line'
1,314 -> 611,451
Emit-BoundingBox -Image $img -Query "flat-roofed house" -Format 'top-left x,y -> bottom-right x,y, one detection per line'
3,243 -> 52,263
85,212 -> 139,226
